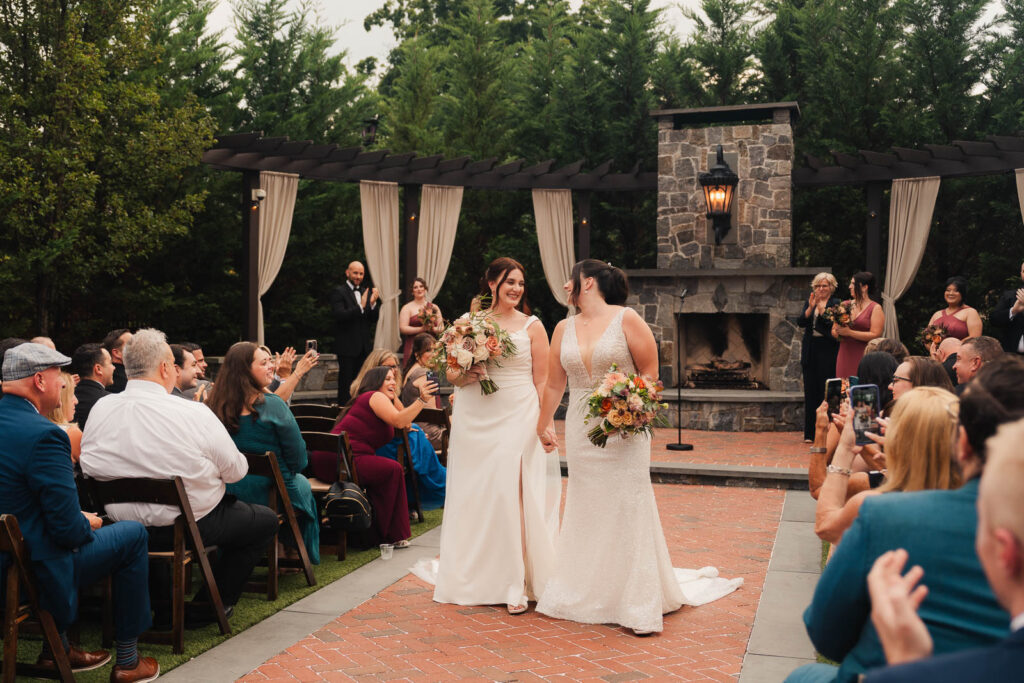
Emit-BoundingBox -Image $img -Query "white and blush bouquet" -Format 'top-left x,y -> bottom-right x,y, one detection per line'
583,363 -> 669,447
431,312 -> 517,395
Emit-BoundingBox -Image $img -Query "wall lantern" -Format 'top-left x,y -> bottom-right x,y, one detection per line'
361,115 -> 380,147
698,144 -> 739,245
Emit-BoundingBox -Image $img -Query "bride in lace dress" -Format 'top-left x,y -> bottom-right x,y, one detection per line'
413,257 -> 560,614
535,260 -> 742,634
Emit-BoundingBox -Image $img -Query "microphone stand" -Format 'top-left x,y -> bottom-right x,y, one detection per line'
667,288 -> 694,452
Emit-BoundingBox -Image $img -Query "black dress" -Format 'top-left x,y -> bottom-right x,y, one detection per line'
797,296 -> 841,440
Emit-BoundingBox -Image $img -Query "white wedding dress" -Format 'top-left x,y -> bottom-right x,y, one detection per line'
536,309 -> 742,632
413,315 -> 560,606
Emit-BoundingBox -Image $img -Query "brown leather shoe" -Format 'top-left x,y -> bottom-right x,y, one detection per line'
37,646 -> 111,672
109,656 -> 160,683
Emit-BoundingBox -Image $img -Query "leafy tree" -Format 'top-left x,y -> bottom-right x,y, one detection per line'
684,0 -> 758,105
381,37 -> 446,155
0,0 -> 214,337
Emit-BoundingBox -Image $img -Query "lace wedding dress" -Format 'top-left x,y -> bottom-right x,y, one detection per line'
536,308 -> 742,632
412,315 -> 560,606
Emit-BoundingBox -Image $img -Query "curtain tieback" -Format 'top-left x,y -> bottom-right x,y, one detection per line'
881,293 -> 895,305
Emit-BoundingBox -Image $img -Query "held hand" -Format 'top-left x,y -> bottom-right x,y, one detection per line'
82,511 -> 103,530
277,347 -> 297,378
537,424 -> 559,452
868,549 -> 933,665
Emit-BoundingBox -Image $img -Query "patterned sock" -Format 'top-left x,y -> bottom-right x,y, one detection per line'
40,632 -> 71,659
115,639 -> 139,668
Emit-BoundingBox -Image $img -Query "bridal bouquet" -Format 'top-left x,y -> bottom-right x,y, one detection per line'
821,301 -> 853,327
431,312 -> 517,395
583,363 -> 669,447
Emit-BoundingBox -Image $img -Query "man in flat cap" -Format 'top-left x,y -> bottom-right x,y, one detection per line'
0,343 -> 158,682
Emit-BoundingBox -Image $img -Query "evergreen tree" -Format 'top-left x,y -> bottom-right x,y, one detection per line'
381,37 -> 446,155
684,0 -> 758,105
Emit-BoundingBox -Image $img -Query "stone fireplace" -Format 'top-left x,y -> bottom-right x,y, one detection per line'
627,102 -> 822,431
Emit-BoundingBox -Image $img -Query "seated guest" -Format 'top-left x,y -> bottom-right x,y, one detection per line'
102,328 -> 132,393
80,329 -> 278,620
71,342 -> 114,428
315,366 -> 437,547
401,333 -> 444,449
787,356 -> 1024,683
889,356 -> 954,402
814,386 -> 960,544
180,342 -> 211,400
170,343 -> 200,398
864,417 -> 1024,682
933,336 -> 961,386
864,337 -> 909,363
47,371 -> 83,462
207,342 -> 319,564
0,343 -> 157,681
261,345 -> 319,404
31,335 -> 57,349
0,337 -> 28,394
953,335 -> 1003,386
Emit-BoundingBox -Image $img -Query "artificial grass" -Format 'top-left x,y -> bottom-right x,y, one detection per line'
13,509 -> 443,682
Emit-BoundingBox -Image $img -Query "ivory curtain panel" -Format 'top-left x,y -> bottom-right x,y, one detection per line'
360,180 -> 402,351
881,176 -> 941,340
417,185 -> 463,299
532,189 -> 575,308
257,171 -> 299,345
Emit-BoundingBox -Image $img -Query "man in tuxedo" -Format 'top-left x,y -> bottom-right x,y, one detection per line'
864,416 -> 1024,682
989,260 -> 1024,355
0,342 -> 157,681
102,328 -> 132,393
72,343 -> 115,428
331,261 -> 380,404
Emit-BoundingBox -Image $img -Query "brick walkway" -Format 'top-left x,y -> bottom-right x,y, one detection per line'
240,484 -> 786,682
553,424 -> 807,469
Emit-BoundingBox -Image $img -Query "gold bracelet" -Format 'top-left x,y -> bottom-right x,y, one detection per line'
826,464 -> 852,476
809,447 -> 827,454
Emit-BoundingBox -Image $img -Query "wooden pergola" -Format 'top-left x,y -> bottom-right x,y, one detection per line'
202,132 -> 657,339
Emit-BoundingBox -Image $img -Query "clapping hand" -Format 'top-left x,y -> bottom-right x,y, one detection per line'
868,549 -> 933,665
295,348 -> 319,377
1013,288 -> 1024,316
370,287 -> 380,306
276,347 -> 297,379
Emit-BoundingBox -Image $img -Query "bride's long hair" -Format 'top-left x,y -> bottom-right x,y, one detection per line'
568,259 -> 629,308
477,256 -> 531,314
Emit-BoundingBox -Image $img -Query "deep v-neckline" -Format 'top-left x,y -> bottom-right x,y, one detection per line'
572,309 -> 624,382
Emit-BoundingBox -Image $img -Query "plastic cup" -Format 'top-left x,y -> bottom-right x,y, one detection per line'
379,543 -> 394,560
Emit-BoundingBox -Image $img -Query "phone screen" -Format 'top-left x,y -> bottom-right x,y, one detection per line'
305,339 -> 318,353
425,370 -> 439,395
825,378 -> 843,419
849,375 -> 859,387
849,384 -> 880,446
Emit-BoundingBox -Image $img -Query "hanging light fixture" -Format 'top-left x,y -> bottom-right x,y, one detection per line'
698,144 -> 739,245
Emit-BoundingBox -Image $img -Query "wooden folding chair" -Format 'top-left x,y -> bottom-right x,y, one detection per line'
0,515 -> 74,683
290,403 -> 341,420
295,415 -> 338,433
241,451 -> 316,600
89,476 -> 230,654
396,429 -> 425,524
301,430 -> 359,560
417,407 -> 451,467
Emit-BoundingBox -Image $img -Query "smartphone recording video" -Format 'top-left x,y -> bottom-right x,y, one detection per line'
825,378 -> 843,419
849,384 -> 880,446
305,339 -> 318,354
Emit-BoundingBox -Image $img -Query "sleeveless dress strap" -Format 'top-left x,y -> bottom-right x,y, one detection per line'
524,315 -> 541,331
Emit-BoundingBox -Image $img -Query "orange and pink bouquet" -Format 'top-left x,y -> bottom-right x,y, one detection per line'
583,363 -> 669,447
821,301 -> 853,327
430,312 -> 517,395
419,304 -> 440,331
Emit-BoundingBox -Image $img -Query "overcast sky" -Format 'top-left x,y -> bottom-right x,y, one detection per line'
207,0 -> 702,70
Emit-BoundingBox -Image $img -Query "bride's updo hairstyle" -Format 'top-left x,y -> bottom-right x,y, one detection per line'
478,256 -> 531,314
568,259 -> 629,307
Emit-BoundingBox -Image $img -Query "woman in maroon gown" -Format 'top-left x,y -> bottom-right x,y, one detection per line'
311,366 -> 437,546
834,271 -> 885,378
399,278 -> 443,362
927,276 -> 982,343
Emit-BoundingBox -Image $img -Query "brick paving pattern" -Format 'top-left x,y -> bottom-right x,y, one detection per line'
553,423 -> 807,469
240,484 -> 785,681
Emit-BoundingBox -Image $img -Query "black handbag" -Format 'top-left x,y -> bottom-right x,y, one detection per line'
323,481 -> 372,531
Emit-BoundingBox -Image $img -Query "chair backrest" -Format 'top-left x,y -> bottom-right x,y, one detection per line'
290,403 -> 341,420
0,515 -> 42,608
295,414 -> 337,432
417,407 -> 451,430
300,430 -> 358,485
241,451 -> 288,509
88,476 -> 198,556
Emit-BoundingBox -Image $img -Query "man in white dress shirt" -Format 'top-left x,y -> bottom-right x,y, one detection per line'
80,329 -> 278,620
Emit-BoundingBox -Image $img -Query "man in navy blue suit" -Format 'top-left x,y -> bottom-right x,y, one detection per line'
865,416 -> 1024,682
0,343 -> 158,682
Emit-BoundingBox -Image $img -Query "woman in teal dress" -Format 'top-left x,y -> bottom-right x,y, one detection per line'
208,341 -> 319,564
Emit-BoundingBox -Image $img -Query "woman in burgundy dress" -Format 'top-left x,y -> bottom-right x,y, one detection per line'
399,278 -> 443,361
927,276 -> 982,343
834,271 -> 885,378
311,366 -> 437,546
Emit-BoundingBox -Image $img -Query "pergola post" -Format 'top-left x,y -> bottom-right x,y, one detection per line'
402,184 -> 421,294
865,182 -> 884,278
576,191 -> 591,260
242,170 -> 261,341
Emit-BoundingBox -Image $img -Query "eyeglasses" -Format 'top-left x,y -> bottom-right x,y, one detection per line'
890,375 -> 911,384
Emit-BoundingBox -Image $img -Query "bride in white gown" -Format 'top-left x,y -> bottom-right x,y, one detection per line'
413,257 -> 560,613
535,259 -> 742,634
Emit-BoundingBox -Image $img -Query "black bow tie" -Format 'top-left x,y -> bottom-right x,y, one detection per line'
351,285 -> 361,292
